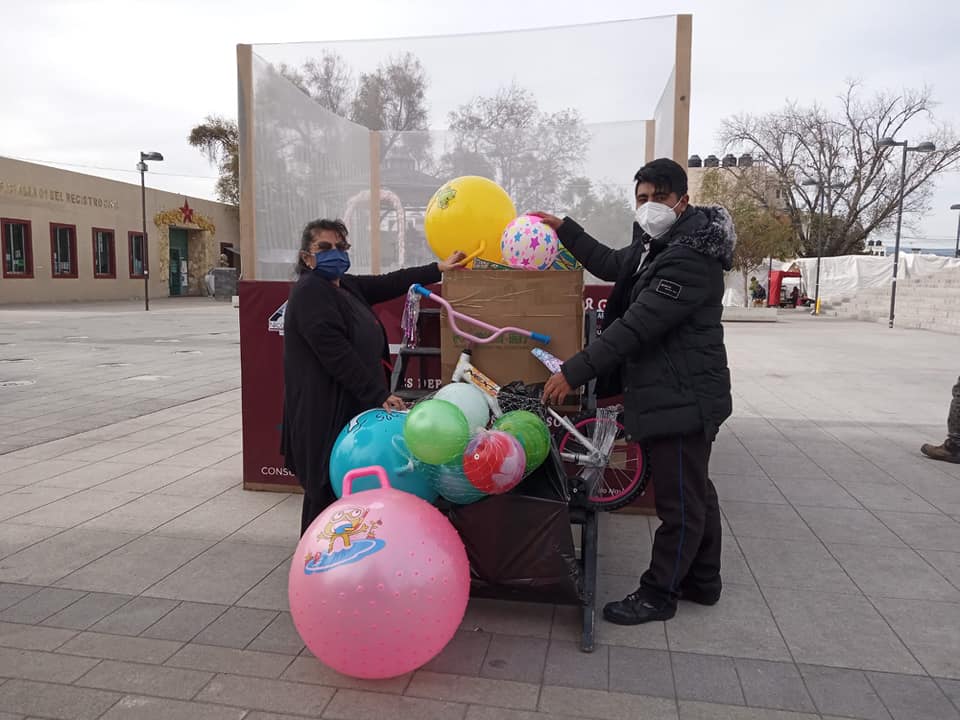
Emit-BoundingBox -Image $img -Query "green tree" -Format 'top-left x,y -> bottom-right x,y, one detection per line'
188,115 -> 239,206
698,167 -> 796,307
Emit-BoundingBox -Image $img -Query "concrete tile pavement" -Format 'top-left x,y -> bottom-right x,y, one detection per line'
1,305 -> 960,718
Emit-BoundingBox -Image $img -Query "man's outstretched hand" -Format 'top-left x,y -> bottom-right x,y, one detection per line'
542,372 -> 574,406
529,212 -> 563,232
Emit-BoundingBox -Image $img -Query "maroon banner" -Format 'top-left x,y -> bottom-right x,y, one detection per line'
239,280 -> 295,490
239,280 -> 652,512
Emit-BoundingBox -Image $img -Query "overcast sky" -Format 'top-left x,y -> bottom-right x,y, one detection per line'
1,0 -> 958,249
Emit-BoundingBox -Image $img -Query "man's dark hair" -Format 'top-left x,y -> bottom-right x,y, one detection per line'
634,158 -> 688,198
296,218 -> 349,274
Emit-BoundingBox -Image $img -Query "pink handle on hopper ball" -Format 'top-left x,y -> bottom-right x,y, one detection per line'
410,284 -> 551,345
341,466 -> 392,496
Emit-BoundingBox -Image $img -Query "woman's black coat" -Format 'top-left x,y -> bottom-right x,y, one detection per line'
280,263 -> 441,497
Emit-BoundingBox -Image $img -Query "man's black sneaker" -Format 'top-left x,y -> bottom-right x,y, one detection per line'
603,590 -> 676,625
921,442 -> 960,464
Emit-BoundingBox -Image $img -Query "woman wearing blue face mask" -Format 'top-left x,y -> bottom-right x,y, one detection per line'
281,218 -> 466,535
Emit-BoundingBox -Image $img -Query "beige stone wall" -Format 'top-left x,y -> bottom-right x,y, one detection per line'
0,158 -> 239,304
687,166 -> 786,210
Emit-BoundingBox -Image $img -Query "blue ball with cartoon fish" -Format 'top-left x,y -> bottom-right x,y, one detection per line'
330,409 -> 437,502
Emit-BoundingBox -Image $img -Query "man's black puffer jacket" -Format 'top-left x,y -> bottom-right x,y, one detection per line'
558,205 -> 736,442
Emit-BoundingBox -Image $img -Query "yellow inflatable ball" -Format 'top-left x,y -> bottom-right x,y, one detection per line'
424,176 -> 516,267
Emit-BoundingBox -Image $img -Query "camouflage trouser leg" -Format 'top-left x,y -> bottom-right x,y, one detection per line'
949,377 -> 960,448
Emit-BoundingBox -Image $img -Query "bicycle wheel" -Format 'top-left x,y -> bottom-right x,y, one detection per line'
557,410 -> 649,511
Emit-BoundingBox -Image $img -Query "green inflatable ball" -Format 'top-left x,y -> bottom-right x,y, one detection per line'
404,399 -> 471,465
493,410 -> 551,473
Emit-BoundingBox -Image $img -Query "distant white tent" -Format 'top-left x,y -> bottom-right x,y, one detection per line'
723,254 -> 960,307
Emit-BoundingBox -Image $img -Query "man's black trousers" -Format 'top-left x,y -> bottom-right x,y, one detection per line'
639,429 -> 722,606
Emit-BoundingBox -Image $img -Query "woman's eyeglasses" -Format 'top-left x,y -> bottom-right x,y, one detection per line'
313,240 -> 351,252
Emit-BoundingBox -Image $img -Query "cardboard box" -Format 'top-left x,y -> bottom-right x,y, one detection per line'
440,270 -> 585,394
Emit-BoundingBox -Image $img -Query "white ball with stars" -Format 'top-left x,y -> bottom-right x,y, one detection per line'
500,215 -> 560,271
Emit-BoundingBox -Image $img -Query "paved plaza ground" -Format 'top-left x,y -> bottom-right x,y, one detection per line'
1,299 -> 960,719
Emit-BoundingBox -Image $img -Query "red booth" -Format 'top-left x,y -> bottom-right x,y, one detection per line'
767,270 -> 802,308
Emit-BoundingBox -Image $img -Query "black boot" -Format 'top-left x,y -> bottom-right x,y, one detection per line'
921,441 -> 960,464
603,589 -> 676,625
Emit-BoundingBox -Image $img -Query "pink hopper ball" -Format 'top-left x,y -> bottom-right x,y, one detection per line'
288,466 -> 470,679
500,215 -> 560,271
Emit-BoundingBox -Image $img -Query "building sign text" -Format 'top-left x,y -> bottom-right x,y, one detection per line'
0,181 -> 119,210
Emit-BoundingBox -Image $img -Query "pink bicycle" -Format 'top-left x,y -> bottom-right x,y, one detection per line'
410,284 -> 648,512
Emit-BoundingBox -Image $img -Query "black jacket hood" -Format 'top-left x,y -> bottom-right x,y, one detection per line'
667,205 -> 737,272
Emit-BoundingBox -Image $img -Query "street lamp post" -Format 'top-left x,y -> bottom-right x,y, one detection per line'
800,177 -> 843,315
138,151 -> 164,311
951,203 -> 960,259
878,137 -> 936,328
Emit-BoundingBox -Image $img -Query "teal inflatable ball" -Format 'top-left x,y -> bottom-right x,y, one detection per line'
329,409 -> 437,502
429,460 -> 487,505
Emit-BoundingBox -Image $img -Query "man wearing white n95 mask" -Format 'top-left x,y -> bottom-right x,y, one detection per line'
534,158 -> 736,625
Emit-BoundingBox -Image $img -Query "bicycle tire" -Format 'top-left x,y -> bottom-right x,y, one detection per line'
556,409 -> 650,512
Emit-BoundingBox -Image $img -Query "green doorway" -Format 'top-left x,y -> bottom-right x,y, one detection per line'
169,229 -> 189,296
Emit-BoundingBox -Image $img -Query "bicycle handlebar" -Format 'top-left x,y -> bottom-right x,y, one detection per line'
410,284 -> 550,345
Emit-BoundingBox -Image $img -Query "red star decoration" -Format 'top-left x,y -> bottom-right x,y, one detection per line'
179,199 -> 194,223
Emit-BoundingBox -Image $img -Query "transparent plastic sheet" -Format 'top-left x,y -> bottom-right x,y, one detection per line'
251,53 -> 373,279
653,68 -> 677,160
400,286 -> 421,348
248,17 -> 680,280
576,404 -> 621,494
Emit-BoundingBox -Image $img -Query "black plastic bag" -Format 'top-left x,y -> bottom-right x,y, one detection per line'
446,446 -> 583,605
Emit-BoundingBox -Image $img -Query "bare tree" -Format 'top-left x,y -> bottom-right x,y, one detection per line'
351,52 -> 430,160
280,51 -> 355,117
443,82 -> 590,212
720,82 -> 960,256
188,116 -> 239,206
278,51 -> 431,164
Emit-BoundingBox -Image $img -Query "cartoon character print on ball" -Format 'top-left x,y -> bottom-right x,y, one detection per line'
304,504 -> 385,573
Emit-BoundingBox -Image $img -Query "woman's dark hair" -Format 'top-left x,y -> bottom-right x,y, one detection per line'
634,158 -> 689,198
295,219 -> 349,274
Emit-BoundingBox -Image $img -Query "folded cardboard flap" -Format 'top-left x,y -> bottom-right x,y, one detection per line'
440,271 -> 585,392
